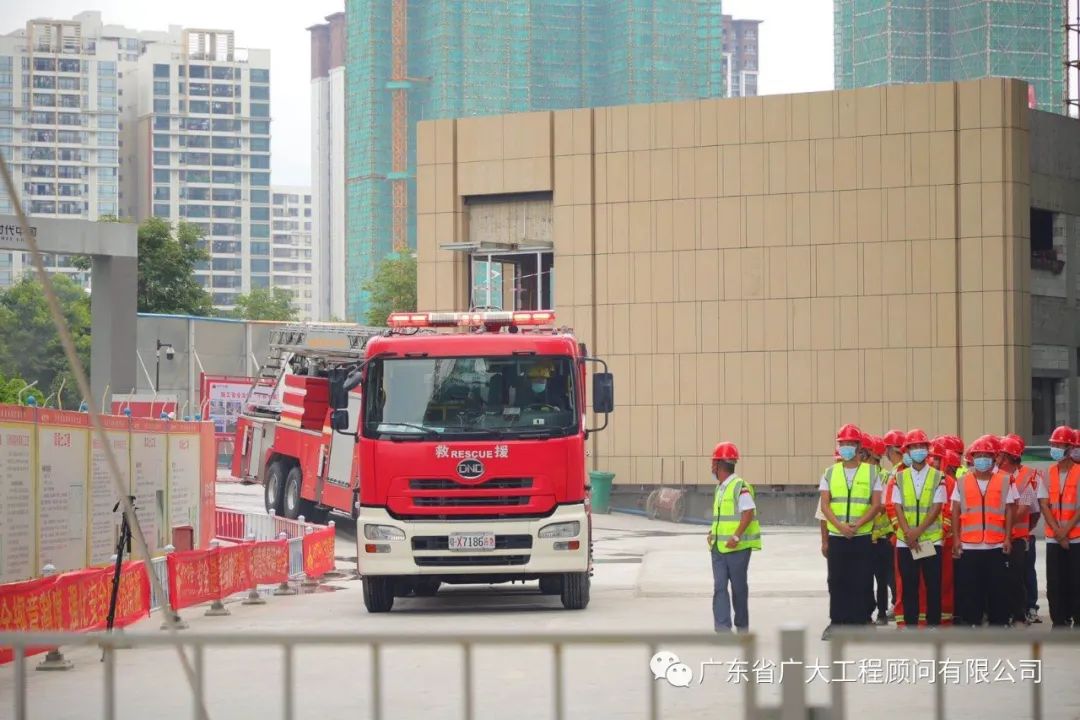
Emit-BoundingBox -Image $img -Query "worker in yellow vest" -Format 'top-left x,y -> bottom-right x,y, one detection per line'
866,434 -> 896,625
706,442 -> 761,633
891,429 -> 947,628
820,424 -> 883,640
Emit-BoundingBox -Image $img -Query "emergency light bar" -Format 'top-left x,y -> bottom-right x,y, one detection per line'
387,311 -> 556,328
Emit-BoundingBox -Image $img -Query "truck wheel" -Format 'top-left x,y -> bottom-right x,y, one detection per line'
560,572 -> 590,610
539,575 -> 563,595
264,461 -> 286,515
362,576 -> 395,612
282,465 -> 302,520
413,579 -> 441,597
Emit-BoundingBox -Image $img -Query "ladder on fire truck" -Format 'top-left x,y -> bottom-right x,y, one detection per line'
243,323 -> 386,415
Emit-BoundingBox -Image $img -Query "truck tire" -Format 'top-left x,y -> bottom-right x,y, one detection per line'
264,461 -> 286,515
362,576 -> 395,612
539,575 -> 563,595
282,465 -> 302,520
560,572 -> 590,610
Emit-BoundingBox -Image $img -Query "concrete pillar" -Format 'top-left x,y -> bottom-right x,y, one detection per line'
90,255 -> 137,410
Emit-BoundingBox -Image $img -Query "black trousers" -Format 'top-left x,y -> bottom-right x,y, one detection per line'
869,537 -> 895,619
1007,538 -> 1028,623
898,545 -> 942,626
1045,542 -> 1080,627
956,548 -> 1009,626
827,534 -> 873,625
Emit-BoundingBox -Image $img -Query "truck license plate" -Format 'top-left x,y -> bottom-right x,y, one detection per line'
448,532 -> 496,551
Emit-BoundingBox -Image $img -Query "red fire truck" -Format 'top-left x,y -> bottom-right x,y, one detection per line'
232,311 -> 615,612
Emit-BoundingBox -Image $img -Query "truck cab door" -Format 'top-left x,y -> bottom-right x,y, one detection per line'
324,390 -> 362,492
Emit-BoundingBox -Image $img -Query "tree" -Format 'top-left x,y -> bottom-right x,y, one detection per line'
0,375 -> 46,406
0,275 -> 90,408
133,217 -> 214,316
230,287 -> 298,321
362,252 -> 417,326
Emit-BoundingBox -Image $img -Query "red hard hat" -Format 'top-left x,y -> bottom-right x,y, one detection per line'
883,429 -> 905,448
999,435 -> 1024,458
929,438 -> 946,459
712,442 -> 739,462
943,450 -> 962,473
1005,433 -> 1025,454
903,429 -> 930,448
1050,426 -> 1076,445
969,435 -> 999,455
941,435 -> 964,454
870,435 -> 886,458
836,424 -> 863,443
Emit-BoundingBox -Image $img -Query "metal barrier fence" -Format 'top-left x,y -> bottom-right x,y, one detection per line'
148,556 -> 170,612
0,629 -> 757,720
214,507 -> 319,543
287,537 -> 304,580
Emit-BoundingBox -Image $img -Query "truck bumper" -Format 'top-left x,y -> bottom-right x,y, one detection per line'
356,504 -> 589,577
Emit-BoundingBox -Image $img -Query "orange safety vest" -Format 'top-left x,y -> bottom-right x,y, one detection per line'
1045,464 -> 1080,540
958,471 -> 1009,545
1010,466 -> 1037,540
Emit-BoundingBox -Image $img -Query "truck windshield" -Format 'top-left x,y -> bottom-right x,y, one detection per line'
363,355 -> 578,440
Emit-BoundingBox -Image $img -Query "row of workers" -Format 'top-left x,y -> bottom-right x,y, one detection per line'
818,424 -> 1080,639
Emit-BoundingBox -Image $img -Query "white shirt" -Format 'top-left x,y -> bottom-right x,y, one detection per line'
890,465 -> 948,548
949,476 -> 1019,550
716,475 -> 756,514
818,464 -> 884,537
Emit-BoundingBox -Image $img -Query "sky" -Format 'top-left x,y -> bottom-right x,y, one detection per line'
0,1 -> 837,187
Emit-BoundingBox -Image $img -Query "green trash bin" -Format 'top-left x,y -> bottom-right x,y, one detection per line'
588,471 -> 615,514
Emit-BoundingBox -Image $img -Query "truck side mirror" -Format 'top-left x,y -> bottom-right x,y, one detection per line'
330,408 -> 350,432
592,372 -> 614,414
328,368 -> 348,410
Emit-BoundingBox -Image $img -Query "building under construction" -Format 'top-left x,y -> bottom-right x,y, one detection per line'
835,0 -> 1069,113
344,0 -> 726,321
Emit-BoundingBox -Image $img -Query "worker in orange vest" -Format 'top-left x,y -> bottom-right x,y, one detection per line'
997,434 -> 1043,626
1039,426 -> 1080,628
952,434 -> 1017,627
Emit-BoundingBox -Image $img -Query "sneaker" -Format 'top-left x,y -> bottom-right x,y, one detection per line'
1027,609 -> 1042,624
821,625 -> 833,641
886,605 -> 896,620
875,616 -> 888,626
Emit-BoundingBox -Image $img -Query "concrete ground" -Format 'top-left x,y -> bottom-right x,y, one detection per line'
2,483 -> 1079,719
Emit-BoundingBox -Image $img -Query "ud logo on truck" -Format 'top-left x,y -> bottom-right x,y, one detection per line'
457,459 -> 485,480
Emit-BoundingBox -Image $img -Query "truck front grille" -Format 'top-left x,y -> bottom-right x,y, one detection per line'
414,496 -> 531,508
415,554 -> 530,567
410,477 -> 533,490
411,534 -> 533,551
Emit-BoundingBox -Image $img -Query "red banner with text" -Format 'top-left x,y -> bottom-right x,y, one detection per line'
250,540 -> 289,585
0,561 -> 150,663
302,527 -> 335,578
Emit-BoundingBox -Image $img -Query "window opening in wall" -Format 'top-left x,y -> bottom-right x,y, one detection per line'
1030,207 -> 1063,273
1032,376 -> 1064,437
470,251 -> 553,311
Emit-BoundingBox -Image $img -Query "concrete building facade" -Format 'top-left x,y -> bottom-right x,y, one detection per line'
308,13 -> 346,321
416,78 -> 1080,502
723,15 -> 761,98
270,185 -> 314,319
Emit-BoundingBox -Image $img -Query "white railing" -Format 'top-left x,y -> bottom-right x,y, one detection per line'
0,629 -> 756,720
215,507 -> 321,543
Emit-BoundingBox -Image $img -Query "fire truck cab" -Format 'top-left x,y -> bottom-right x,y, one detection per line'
330,310 -> 614,612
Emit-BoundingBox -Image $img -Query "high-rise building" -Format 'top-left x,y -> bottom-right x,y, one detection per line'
343,1 -> 726,320
308,12 -> 346,321
723,15 -> 761,98
0,12 -> 144,286
133,29 -> 272,311
270,185 -> 314,319
834,0 -> 1067,113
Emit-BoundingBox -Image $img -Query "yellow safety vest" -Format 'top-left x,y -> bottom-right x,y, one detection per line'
711,477 -> 762,553
871,467 -> 893,540
826,463 -> 874,536
898,467 -> 944,544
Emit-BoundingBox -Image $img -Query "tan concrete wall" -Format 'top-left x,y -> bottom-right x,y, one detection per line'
416,78 -> 1033,486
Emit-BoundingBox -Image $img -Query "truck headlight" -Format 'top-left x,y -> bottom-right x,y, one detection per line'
364,524 -> 405,541
538,521 -> 580,539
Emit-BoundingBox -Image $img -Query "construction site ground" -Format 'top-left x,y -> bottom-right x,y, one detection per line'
2,481 -> 1078,719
